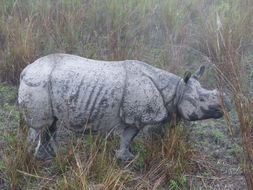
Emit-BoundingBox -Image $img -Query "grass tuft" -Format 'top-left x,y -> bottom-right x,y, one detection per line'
0,122 -> 196,189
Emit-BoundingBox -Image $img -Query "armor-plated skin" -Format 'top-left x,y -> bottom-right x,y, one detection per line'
18,54 -> 231,160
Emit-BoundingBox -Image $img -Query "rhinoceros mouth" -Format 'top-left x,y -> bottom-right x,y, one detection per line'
187,105 -> 223,121
201,105 -> 223,119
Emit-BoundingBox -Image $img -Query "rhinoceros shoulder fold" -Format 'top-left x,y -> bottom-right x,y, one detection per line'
121,75 -> 167,127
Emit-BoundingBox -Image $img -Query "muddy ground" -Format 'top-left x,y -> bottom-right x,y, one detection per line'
0,84 -> 246,189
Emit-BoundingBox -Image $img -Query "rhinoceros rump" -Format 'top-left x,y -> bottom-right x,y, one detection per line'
18,54 -> 231,160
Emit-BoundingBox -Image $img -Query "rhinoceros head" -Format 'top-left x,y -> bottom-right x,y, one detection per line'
176,65 -> 231,121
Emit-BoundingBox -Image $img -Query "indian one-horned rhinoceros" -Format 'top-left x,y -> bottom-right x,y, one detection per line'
18,53 -> 231,161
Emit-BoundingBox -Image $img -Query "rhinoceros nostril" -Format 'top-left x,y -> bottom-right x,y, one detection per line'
200,98 -> 205,102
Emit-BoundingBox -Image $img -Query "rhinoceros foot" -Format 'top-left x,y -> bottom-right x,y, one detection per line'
116,149 -> 135,161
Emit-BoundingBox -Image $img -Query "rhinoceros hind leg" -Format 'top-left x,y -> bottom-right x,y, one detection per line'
29,117 -> 58,160
116,126 -> 139,161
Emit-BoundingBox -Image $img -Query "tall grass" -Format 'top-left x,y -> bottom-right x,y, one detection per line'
0,0 -> 195,83
193,0 -> 253,188
0,124 -> 195,189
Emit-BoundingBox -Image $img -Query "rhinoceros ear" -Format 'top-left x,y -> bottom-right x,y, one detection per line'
193,65 -> 205,80
183,71 -> 192,83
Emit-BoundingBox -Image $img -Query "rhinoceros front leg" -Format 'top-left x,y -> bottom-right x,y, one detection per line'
116,126 -> 139,161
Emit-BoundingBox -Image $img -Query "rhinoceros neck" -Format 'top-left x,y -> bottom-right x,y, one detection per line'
154,71 -> 181,110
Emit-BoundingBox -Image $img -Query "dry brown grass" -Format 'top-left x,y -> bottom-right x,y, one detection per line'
0,123 -> 196,189
0,0 -> 195,84
193,0 -> 253,188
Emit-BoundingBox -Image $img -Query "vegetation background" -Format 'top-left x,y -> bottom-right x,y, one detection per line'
0,0 -> 252,189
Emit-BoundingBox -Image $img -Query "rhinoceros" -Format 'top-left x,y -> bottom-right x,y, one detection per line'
18,53 -> 231,160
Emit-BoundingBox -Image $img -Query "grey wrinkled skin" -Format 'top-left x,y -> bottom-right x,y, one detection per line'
18,53 -> 232,161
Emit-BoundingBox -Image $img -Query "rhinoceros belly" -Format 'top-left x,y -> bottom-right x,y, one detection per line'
50,57 -> 126,132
